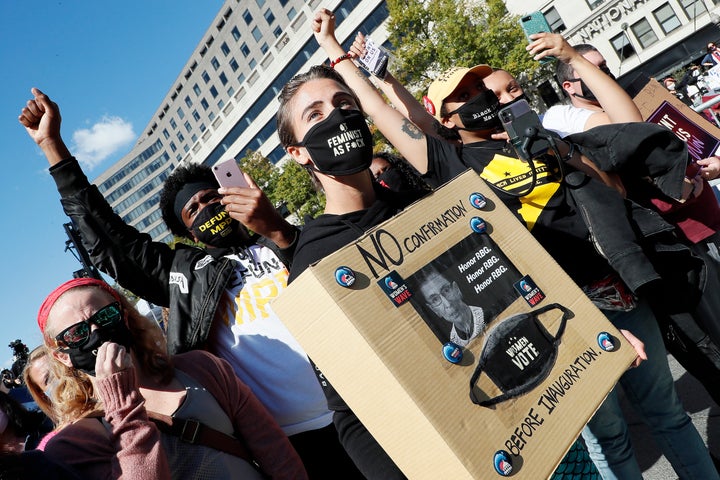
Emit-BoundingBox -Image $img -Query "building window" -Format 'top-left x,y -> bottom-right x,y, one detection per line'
256,0 -> 265,6
184,121 -> 192,133
192,110 -> 200,121
184,144 -> 190,153
211,56 -> 220,70
249,58 -> 257,69
611,32 -> 636,61
260,42 -> 269,54
170,142 -> 177,152
209,111 -> 216,122
184,95 -> 192,108
210,86 -> 219,98
229,57 -> 239,71
238,72 -> 246,84
243,9 -> 253,24
177,132 -> 185,142
200,123 -> 206,133
288,7 -> 296,20
241,42 -> 250,57
280,0 -> 289,6
201,71 -> 210,83
191,133 -> 198,143
221,42 -> 230,56
630,19 -> 658,48
231,26 -> 241,41
193,83 -> 201,96
273,26 -> 282,38
585,0 -> 607,9
653,4 -> 682,34
201,98 -> 209,110
227,86 -> 235,97
544,7 -> 565,33
264,8 -> 275,24
218,99 -> 225,110
162,129 -> 170,139
219,72 -> 228,85
679,0 -> 707,18
252,26 -> 262,41
170,119 -> 177,130
176,107 -> 184,119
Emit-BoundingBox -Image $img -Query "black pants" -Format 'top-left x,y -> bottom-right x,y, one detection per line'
333,409 -> 406,480
289,423 -> 366,479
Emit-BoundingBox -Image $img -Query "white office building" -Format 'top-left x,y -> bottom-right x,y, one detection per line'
94,0 -> 390,242
505,0 -> 720,102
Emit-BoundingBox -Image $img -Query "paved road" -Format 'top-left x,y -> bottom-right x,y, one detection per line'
625,353 -> 719,478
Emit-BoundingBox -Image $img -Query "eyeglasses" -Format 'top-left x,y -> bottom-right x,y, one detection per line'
55,302 -> 123,349
426,283 -> 459,308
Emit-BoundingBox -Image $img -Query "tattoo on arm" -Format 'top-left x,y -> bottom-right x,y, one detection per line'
400,118 -> 424,140
353,69 -> 374,88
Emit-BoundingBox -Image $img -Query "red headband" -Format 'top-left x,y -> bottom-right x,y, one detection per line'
37,278 -> 122,334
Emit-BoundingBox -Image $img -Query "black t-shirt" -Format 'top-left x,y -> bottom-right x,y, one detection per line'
425,136 -> 611,287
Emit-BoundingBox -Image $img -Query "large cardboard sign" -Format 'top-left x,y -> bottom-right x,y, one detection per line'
273,170 -> 636,479
634,78 -> 720,160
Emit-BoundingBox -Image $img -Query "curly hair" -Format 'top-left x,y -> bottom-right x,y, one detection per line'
42,285 -> 172,428
158,163 -> 219,239
372,151 -> 432,192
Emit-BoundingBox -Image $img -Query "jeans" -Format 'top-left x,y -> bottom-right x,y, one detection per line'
581,300 -> 719,479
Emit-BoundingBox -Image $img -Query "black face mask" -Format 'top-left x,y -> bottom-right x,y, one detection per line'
568,65 -> 615,102
65,323 -> 133,376
446,89 -> 502,131
469,303 -> 572,407
376,167 -> 411,192
191,201 -> 247,248
295,108 -> 373,176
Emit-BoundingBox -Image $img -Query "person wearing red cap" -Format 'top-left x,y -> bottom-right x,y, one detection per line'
19,88 -> 364,477
34,277 -> 307,479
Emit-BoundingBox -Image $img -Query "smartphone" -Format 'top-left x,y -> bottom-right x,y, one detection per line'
212,158 -> 249,188
499,99 -> 550,160
519,11 -> 555,64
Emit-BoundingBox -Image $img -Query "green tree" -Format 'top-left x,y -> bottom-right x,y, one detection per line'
385,0 -> 550,95
237,149 -> 280,196
272,160 -> 326,221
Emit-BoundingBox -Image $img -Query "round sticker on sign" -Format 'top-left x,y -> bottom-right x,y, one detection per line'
334,266 -> 356,288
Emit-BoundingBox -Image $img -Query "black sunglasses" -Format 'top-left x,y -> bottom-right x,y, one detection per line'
55,302 -> 123,350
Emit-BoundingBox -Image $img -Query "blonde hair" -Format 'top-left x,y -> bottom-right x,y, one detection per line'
23,345 -> 58,424
42,285 -> 173,428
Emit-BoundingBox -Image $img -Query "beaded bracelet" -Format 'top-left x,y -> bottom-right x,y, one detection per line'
330,53 -> 352,68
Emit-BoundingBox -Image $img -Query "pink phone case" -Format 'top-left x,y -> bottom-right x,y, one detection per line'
213,158 -> 249,188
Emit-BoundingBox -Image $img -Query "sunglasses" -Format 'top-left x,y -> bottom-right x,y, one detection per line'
55,302 -> 123,349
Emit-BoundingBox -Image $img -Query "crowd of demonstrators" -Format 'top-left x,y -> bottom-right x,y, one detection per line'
10,6 -> 720,480
33,276 -> 305,479
278,9 -> 648,478
527,33 -> 720,410
19,87 -> 364,478
702,42 -> 720,69
345,21 -> 717,479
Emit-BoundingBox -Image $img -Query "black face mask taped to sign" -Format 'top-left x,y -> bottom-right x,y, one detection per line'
469,303 -> 572,407
295,107 -> 373,176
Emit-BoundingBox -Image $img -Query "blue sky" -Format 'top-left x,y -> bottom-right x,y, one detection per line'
0,1 -> 223,368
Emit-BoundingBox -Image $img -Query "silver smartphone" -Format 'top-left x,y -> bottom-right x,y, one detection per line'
212,158 -> 249,188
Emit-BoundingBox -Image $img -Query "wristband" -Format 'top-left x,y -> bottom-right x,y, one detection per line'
330,53 -> 352,68
562,141 -> 576,162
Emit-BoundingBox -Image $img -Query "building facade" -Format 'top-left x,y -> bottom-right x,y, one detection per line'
94,0 -> 390,242
505,0 -> 720,93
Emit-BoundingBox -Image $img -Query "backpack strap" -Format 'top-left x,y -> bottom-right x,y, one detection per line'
147,411 -> 257,468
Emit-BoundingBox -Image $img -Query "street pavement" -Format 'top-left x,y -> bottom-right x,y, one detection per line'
624,353 -> 719,478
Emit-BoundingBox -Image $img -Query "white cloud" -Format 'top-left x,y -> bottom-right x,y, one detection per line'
71,116 -> 135,170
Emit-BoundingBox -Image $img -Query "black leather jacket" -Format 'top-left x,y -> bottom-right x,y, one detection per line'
50,157 -> 296,354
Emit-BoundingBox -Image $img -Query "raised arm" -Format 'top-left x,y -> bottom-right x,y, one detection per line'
19,88 -> 72,166
312,8 -> 430,173
349,32 -> 443,139
529,33 -> 642,127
